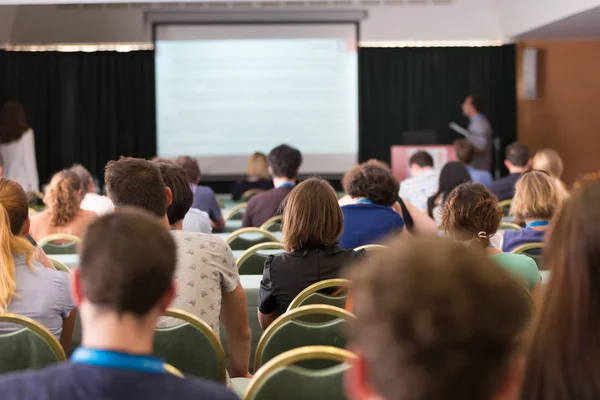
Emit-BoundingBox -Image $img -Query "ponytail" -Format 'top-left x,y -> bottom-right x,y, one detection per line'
45,170 -> 81,227
0,203 -> 34,311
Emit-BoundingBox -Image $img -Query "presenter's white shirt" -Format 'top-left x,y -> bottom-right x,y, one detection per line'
0,129 -> 39,192
80,192 -> 114,216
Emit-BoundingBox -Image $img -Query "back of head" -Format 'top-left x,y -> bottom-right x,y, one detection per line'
154,161 -> 193,225
454,139 -> 475,165
0,101 -> 29,145
105,157 -> 167,218
282,177 -> 343,252
532,149 -> 564,178
408,151 -> 434,169
79,208 -> 176,316
0,178 -> 34,310
437,161 -> 472,195
469,94 -> 485,113
505,142 -> 530,167
268,144 -> 302,179
70,164 -> 93,193
347,235 -> 530,400
247,152 -> 269,179
521,180 -> 600,400
510,170 -> 567,221
344,163 -> 399,207
45,169 -> 83,227
174,156 -> 201,184
441,182 -> 501,248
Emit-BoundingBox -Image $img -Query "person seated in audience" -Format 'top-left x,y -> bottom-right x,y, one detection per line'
152,159 -> 211,234
105,157 -> 251,378
427,161 -> 471,225
532,147 -> 569,196
70,164 -> 114,215
231,152 -> 273,201
340,162 -> 405,249
442,182 -> 541,301
242,144 -> 302,228
175,156 -> 225,232
489,142 -> 531,201
345,235 -> 530,400
493,170 -> 568,253
454,139 -> 493,186
258,178 -> 363,329
399,150 -> 439,211
0,178 -> 76,350
520,179 -> 600,400
0,209 -> 238,400
29,169 -> 97,241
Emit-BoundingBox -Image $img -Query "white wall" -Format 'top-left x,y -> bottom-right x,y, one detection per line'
0,5 -> 18,44
2,0 -> 504,45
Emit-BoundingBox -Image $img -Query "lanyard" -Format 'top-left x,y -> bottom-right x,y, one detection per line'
526,221 -> 549,229
71,347 -> 168,374
356,198 -> 374,205
276,182 -> 295,189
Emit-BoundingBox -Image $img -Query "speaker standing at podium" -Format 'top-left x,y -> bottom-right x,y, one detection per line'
450,95 -> 492,171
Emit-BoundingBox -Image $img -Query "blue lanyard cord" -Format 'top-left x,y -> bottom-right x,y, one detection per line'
526,221 -> 550,229
276,182 -> 295,189
356,198 -> 374,205
71,348 -> 168,374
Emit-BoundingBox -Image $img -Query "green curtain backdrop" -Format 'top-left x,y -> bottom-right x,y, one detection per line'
359,45 -> 517,169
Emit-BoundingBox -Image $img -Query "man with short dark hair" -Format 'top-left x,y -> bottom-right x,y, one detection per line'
489,142 -> 531,201
345,235 -> 529,400
105,157 -> 251,379
175,156 -> 225,231
399,151 -> 439,212
0,209 -> 238,400
454,139 -> 494,187
71,164 -> 114,215
242,144 -> 302,228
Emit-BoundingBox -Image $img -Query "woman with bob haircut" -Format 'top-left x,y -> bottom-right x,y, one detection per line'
520,179 -> 600,400
258,177 -> 362,329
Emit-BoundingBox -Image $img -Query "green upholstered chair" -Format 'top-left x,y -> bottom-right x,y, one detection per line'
244,346 -> 355,400
353,244 -> 387,252
254,305 -> 355,372
500,222 -> 522,231
287,279 -> 351,312
226,228 -> 280,251
225,203 -> 248,222
38,234 -> 81,255
236,242 -> 285,275
153,309 -> 226,383
49,257 -> 71,273
241,189 -> 265,202
0,313 -> 66,373
511,242 -> 545,270
259,216 -> 283,233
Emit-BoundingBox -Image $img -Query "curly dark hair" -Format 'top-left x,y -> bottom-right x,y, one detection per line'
268,144 -> 302,179
344,163 -> 399,207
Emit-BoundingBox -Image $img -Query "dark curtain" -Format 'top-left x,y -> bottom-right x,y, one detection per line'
0,50 -> 155,186
359,45 -> 517,171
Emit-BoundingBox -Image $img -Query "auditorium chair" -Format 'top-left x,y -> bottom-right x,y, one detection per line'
38,234 -> 81,255
236,242 -> 285,275
259,215 -> 282,233
287,279 -> 351,312
226,228 -> 280,251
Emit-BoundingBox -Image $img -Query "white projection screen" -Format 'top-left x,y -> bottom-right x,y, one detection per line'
154,23 -> 359,176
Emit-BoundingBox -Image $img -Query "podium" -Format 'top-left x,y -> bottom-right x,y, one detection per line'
391,145 -> 457,182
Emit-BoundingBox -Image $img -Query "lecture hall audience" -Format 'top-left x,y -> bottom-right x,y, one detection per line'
520,179 -> 600,400
454,139 -> 494,186
0,209 -> 238,400
345,235 -> 530,400
104,157 -> 251,378
29,169 -> 97,241
340,162 -> 405,249
70,164 -> 114,216
399,150 -> 439,211
489,142 -> 531,201
258,177 -> 363,329
242,144 -> 302,228
231,152 -> 273,201
532,148 -> 569,197
0,178 -> 75,350
426,160 -> 471,225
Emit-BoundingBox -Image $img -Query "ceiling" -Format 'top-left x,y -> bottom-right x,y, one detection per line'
518,5 -> 600,39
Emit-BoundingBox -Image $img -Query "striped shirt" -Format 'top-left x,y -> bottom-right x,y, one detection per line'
399,169 -> 440,212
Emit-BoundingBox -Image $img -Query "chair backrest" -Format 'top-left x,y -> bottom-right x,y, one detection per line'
245,346 -> 355,400
500,222 -> 522,231
354,244 -> 387,252
225,203 -> 248,222
49,257 -> 71,273
226,228 -> 280,251
511,242 -> 545,270
287,279 -> 351,312
260,215 -> 283,233
0,313 -> 66,373
28,207 -> 38,216
498,199 -> 512,217
241,189 -> 265,202
254,305 -> 355,371
153,309 -> 226,383
38,234 -> 81,255
236,242 -> 286,275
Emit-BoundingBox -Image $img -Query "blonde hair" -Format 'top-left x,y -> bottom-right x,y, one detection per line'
247,152 -> 269,179
0,178 -> 35,311
282,177 -> 343,252
532,149 -> 564,178
44,169 -> 82,227
510,171 -> 568,220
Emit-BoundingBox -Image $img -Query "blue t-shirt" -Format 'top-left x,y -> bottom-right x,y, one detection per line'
340,203 -> 405,249
466,166 -> 494,187
191,185 -> 222,223
0,362 -> 238,400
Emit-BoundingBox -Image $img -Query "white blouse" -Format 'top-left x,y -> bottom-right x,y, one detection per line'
0,129 -> 39,192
